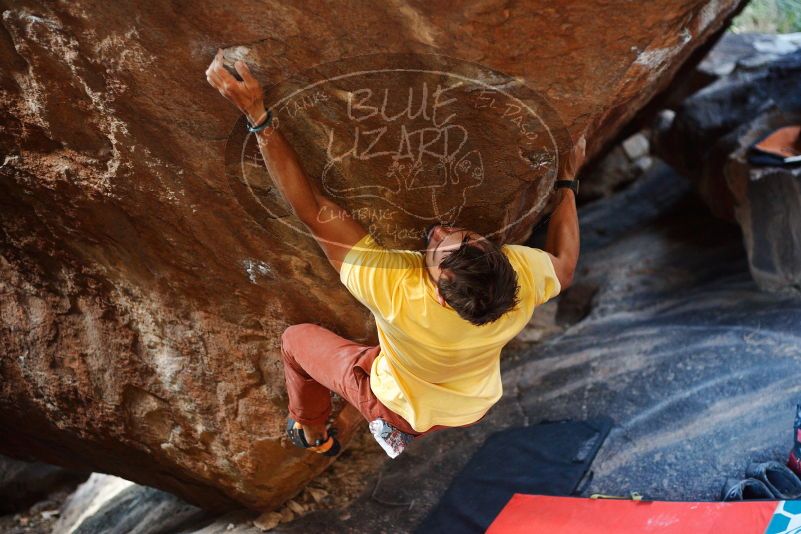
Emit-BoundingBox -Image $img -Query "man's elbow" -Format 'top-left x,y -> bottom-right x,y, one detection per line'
558,269 -> 574,291
557,260 -> 576,291
547,252 -> 576,292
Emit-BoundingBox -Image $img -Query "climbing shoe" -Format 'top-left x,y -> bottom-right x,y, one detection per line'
721,478 -> 774,501
746,461 -> 801,499
285,417 -> 341,457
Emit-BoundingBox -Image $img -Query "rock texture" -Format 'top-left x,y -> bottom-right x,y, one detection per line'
0,0 -> 745,510
655,32 -> 801,294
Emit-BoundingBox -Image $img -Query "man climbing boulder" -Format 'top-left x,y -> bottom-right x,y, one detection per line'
206,49 -> 585,457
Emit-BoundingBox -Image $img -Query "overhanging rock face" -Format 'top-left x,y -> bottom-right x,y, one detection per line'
0,0 -> 744,510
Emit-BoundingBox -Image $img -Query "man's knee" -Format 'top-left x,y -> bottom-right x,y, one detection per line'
281,323 -> 315,357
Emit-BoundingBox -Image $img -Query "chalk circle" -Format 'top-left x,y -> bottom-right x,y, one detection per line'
225,52 -> 571,255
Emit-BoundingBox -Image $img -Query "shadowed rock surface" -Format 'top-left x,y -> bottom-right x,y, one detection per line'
0,0 -> 745,510
0,454 -> 87,514
655,32 -> 801,294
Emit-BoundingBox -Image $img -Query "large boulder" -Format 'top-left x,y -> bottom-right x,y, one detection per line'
0,0 -> 745,510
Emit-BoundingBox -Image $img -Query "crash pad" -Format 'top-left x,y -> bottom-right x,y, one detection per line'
417,418 -> 612,533
488,494 -> 801,534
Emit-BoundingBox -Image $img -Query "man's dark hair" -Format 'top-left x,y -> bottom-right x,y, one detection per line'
438,236 -> 520,326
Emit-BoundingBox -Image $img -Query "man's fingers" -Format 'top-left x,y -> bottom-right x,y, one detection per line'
234,60 -> 257,85
215,63 -> 239,89
207,49 -> 238,87
576,137 -> 586,158
206,67 -> 225,89
206,53 -> 226,81
570,135 -> 586,159
206,70 -> 219,88
205,56 -> 220,80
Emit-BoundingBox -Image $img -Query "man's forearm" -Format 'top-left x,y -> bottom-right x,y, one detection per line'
253,125 -> 321,223
545,189 -> 579,282
208,57 -> 367,269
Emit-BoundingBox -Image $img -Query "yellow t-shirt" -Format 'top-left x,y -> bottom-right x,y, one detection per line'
339,233 -> 561,432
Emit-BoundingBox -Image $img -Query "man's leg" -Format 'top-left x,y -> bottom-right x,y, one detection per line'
280,323 -> 378,443
281,323 -> 463,446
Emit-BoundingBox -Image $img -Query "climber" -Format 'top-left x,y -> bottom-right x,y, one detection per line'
206,50 -> 583,457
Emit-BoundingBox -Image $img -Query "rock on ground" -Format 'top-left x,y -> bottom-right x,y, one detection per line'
0,454 -> 86,533
0,0 -> 745,510
655,32 -> 801,294
0,454 -> 87,515
53,473 -> 210,534
725,111 -> 801,294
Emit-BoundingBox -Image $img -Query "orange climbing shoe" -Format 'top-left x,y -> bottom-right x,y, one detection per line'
286,417 -> 341,457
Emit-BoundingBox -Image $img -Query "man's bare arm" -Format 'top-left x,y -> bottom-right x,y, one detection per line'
544,188 -> 578,289
205,51 -> 365,272
252,127 -> 366,271
544,136 -> 585,290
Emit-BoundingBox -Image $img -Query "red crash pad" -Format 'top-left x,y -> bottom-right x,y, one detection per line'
487,494 -> 801,534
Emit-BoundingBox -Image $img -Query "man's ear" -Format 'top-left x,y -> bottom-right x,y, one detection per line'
435,269 -> 453,308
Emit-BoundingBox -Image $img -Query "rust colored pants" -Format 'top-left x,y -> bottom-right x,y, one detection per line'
280,323 -> 446,437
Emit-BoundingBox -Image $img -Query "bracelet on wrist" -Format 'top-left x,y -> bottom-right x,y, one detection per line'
249,109 -> 267,125
247,109 -> 273,133
554,179 -> 579,196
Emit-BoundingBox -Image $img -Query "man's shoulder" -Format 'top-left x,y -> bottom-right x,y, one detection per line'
501,243 -> 550,265
341,234 -> 423,283
501,244 -> 561,304
499,243 -> 531,271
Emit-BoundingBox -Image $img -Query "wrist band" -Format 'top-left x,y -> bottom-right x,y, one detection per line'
555,179 -> 579,195
247,109 -> 273,133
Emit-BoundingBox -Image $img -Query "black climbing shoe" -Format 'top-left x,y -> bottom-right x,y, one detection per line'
721,478 -> 775,501
745,461 -> 801,500
286,417 -> 341,457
